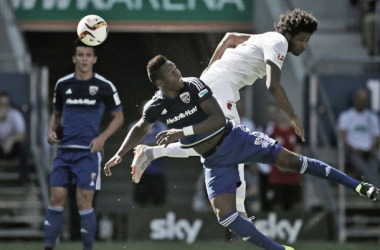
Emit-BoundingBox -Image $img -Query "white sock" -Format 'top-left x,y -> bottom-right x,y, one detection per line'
152,142 -> 200,159
236,163 -> 247,214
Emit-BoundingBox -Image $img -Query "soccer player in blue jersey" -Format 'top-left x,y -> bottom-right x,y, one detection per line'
104,55 -> 379,250
44,39 -> 124,250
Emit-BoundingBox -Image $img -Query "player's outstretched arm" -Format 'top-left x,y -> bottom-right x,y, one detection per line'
104,119 -> 152,176
265,60 -> 305,142
202,32 -> 251,76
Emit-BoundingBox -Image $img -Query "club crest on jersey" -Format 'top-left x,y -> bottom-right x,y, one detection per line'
180,92 -> 190,103
89,86 -> 99,96
227,101 -> 234,110
278,54 -> 285,62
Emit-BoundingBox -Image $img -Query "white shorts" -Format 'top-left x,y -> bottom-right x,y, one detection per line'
201,72 -> 241,124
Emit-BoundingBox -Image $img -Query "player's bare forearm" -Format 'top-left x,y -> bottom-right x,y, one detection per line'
48,110 -> 62,133
203,32 -> 250,75
47,111 -> 62,144
98,110 -> 124,141
156,97 -> 225,146
116,120 -> 152,157
269,83 -> 297,119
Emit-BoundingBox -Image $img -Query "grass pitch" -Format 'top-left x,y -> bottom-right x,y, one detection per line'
1,241 -> 379,250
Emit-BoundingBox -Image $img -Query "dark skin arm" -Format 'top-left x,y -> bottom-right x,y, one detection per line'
156,96 -> 226,154
266,60 -> 305,142
201,32 -> 251,76
104,120 -> 152,176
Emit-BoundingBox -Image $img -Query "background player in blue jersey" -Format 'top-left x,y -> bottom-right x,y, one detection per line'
44,40 -> 124,250
104,55 -> 379,250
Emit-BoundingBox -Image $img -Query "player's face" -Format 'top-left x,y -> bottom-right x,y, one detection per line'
159,62 -> 184,91
288,32 -> 311,56
72,46 -> 97,74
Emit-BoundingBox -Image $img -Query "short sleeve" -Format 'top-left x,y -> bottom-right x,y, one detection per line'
263,37 -> 288,70
103,83 -> 122,112
53,82 -> 63,112
142,101 -> 157,124
370,113 -> 380,136
186,78 -> 213,104
337,112 -> 349,131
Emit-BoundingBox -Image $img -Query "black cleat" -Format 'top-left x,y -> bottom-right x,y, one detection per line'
356,182 -> 380,201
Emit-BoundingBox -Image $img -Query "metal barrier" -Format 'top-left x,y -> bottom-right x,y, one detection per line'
30,66 -> 51,207
309,56 -> 380,242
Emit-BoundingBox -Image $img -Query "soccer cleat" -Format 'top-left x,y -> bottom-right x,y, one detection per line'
131,145 -> 153,184
283,246 -> 295,250
356,182 -> 379,201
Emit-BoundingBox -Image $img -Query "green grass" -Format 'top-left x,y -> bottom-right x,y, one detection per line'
2,241 -> 380,250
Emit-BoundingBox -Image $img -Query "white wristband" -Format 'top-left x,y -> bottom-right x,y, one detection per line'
183,126 -> 195,136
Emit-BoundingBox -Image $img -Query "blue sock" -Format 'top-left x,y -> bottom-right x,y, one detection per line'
44,206 -> 64,248
219,210 -> 284,250
79,208 -> 96,250
298,156 -> 361,190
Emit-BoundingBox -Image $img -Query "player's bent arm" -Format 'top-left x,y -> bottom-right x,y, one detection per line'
203,32 -> 251,75
196,96 -> 226,133
98,110 -> 124,141
266,60 -> 305,141
265,60 -> 297,119
115,119 -> 153,158
47,110 -> 62,144
156,97 -> 226,146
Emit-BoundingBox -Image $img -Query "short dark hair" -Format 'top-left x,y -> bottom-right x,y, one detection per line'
73,38 -> 97,56
0,92 -> 12,106
147,55 -> 168,83
275,9 -> 318,36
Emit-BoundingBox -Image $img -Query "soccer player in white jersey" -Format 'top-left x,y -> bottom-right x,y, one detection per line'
132,9 -> 317,217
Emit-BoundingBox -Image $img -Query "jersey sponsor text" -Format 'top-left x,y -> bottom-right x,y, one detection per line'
166,106 -> 197,125
66,98 -> 97,105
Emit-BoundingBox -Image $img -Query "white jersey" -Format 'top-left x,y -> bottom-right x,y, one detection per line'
200,32 -> 288,123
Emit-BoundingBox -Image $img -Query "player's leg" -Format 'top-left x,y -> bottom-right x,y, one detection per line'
44,151 -> 71,250
132,142 -> 199,183
274,147 -> 379,200
76,188 -> 96,250
236,163 -> 247,217
74,151 -> 102,250
44,187 -> 68,250
206,173 -> 291,250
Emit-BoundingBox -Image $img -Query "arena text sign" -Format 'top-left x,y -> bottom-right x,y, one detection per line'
12,0 -> 253,32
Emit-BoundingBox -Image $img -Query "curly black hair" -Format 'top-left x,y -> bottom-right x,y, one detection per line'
275,9 -> 318,36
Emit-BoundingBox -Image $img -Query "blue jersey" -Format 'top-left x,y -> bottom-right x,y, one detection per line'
53,73 -> 122,148
142,77 -> 225,148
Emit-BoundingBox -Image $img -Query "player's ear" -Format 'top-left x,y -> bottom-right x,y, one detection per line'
155,79 -> 163,87
284,32 -> 292,42
93,55 -> 98,64
72,55 -> 76,64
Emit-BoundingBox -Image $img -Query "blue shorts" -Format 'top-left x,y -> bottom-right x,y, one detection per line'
203,122 -> 282,200
50,148 -> 102,190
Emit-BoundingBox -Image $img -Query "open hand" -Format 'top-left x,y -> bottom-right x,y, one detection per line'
290,116 -> 305,142
104,154 -> 122,176
156,129 -> 184,147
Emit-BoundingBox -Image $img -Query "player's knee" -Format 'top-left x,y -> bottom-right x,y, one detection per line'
275,149 -> 300,171
76,192 -> 94,210
49,194 -> 66,206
